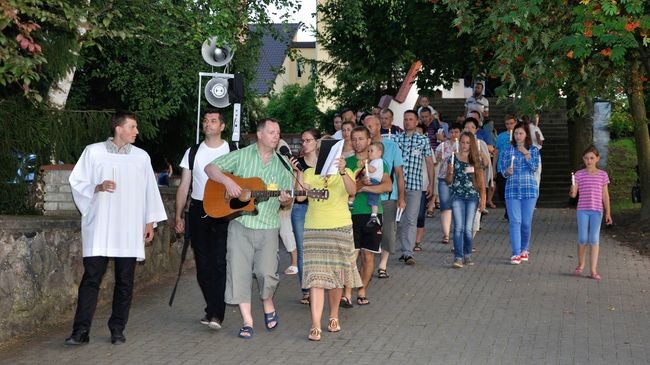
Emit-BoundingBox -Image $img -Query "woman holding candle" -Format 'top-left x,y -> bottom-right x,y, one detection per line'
445,131 -> 486,268
435,123 -> 462,244
499,122 -> 540,265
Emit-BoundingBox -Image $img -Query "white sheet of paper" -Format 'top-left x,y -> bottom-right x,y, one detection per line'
395,207 -> 404,222
320,139 -> 344,177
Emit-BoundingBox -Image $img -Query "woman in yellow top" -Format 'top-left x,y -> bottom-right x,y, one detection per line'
293,151 -> 362,341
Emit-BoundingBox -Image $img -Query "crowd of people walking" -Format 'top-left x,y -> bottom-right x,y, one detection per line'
62,85 -> 612,345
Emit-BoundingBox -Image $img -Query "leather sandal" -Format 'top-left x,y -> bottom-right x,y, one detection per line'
327,318 -> 341,332
377,268 -> 389,279
308,327 -> 321,341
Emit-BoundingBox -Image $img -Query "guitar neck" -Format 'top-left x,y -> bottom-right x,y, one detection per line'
250,190 -> 310,198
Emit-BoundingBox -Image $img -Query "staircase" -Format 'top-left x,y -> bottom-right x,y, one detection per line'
432,98 -> 571,207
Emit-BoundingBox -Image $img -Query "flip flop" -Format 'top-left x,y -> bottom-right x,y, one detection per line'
340,296 -> 353,308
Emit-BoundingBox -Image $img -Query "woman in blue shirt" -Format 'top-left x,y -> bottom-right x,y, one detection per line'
445,132 -> 486,268
499,122 -> 540,265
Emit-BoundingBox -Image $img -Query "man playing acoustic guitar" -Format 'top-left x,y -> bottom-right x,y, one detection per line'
204,118 -> 293,340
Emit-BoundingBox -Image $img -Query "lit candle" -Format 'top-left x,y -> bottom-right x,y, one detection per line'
454,139 -> 459,153
509,129 -> 513,141
510,155 -> 515,168
365,160 -> 369,174
571,172 -> 575,186
450,151 -> 455,166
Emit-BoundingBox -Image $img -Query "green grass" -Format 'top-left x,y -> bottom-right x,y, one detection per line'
607,138 -> 640,214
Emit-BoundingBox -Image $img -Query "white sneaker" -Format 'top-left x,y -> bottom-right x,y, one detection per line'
208,318 -> 222,330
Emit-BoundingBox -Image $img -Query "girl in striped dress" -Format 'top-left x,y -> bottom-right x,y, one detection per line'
569,146 -> 612,280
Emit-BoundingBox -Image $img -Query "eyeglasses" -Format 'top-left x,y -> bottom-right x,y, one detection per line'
301,138 -> 315,144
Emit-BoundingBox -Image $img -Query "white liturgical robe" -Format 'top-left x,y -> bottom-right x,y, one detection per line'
69,142 -> 167,261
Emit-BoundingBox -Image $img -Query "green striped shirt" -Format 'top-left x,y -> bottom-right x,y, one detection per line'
212,143 -> 292,229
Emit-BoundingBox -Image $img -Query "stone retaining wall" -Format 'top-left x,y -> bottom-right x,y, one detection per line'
0,187 -> 191,343
40,165 -> 78,216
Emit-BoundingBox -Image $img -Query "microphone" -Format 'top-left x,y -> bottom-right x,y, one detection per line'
279,145 -> 305,171
279,145 -> 292,158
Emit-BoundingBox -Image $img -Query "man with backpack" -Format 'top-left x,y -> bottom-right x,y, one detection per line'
174,109 -> 235,330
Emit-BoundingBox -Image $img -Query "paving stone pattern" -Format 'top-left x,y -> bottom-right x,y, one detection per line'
1,208 -> 648,365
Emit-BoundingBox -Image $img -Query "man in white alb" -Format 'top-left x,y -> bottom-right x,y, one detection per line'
65,112 -> 167,346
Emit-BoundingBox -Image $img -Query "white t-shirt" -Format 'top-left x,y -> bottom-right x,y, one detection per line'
179,141 -> 231,200
368,158 -> 384,181
529,124 -> 544,150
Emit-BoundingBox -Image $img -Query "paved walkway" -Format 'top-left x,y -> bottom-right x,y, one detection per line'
1,208 -> 649,365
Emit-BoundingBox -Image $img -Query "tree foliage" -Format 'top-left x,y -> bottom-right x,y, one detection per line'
316,0 -> 474,110
266,80 -> 322,133
441,0 -> 650,220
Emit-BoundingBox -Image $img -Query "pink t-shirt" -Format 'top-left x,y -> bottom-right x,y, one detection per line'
575,169 -> 609,212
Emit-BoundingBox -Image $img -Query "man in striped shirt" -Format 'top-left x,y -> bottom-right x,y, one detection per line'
205,118 -> 293,339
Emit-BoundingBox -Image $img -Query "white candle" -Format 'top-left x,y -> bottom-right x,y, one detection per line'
571,172 -> 575,186
509,129 -> 513,141
510,155 -> 515,168
454,139 -> 459,153
365,160 -> 369,174
450,152 -> 455,166
112,167 -> 116,181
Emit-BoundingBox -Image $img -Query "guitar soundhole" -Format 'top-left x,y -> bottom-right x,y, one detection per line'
229,198 -> 250,210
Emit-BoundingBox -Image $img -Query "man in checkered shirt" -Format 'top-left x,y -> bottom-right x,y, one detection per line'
391,110 -> 435,265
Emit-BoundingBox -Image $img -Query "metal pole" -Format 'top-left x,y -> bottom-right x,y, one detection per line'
195,74 -> 203,144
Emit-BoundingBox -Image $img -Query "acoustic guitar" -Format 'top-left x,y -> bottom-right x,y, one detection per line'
203,173 -> 329,219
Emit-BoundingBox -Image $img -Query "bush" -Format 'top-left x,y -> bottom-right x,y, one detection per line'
608,104 -> 634,139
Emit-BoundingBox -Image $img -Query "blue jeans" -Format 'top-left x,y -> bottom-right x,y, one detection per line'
451,197 -> 478,260
577,210 -> 603,245
291,203 -> 308,294
437,178 -> 452,211
505,197 -> 538,256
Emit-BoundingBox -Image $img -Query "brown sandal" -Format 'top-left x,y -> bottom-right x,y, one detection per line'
299,293 -> 310,305
308,327 -> 321,341
327,318 -> 341,332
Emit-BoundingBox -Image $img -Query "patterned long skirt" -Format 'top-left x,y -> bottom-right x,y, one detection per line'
302,225 -> 362,290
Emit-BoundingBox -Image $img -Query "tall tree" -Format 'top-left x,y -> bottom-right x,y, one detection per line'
316,0 -> 473,110
442,0 -> 650,220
